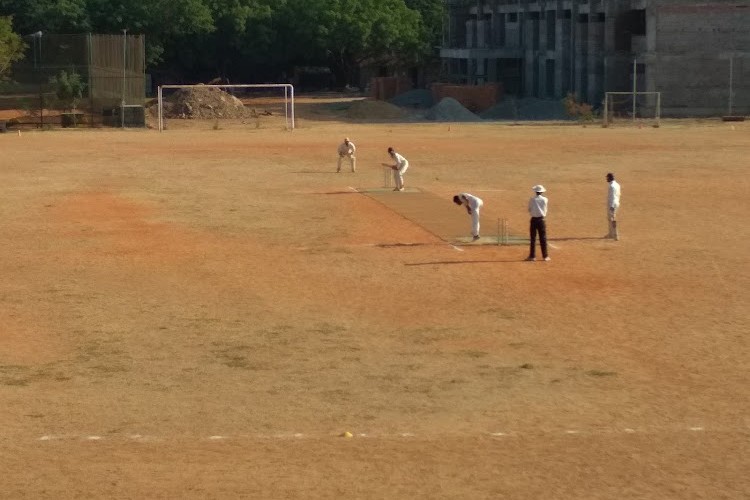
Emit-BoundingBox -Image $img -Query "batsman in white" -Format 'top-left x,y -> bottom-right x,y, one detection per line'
382,147 -> 409,191
453,193 -> 483,241
337,137 -> 356,173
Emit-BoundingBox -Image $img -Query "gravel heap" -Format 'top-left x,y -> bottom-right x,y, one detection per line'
424,97 -> 483,122
162,86 -> 249,119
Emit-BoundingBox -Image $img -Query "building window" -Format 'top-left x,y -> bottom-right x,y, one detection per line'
546,10 -> 556,50
631,9 -> 646,35
508,13 -> 518,23
546,59 -> 556,98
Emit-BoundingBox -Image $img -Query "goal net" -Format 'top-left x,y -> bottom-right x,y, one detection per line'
156,84 -> 295,131
603,91 -> 661,127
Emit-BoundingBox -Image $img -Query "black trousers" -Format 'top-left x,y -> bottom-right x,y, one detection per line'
529,217 -> 548,258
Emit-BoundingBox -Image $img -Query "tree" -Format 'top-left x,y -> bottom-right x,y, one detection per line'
170,0 -> 275,80
50,68 -> 85,111
50,68 -> 86,126
0,15 -> 26,80
0,0 -> 91,35
404,0 -> 444,54
86,0 -> 215,66
275,0 -> 423,87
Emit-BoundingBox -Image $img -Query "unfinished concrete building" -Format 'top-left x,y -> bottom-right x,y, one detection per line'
441,0 -> 750,116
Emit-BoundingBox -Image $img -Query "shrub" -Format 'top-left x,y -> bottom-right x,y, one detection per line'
562,93 -> 594,122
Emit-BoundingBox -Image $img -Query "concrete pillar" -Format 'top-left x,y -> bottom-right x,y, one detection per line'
554,1 -> 565,98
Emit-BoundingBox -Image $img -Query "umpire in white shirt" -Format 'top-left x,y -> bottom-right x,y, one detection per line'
606,172 -> 621,240
527,185 -> 550,261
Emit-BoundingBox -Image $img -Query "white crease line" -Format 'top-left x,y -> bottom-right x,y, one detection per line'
449,244 -> 465,252
30,425 -> 743,443
347,186 -> 358,192
549,243 -> 560,249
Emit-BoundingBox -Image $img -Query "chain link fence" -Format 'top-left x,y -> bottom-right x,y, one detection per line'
0,33 -> 145,129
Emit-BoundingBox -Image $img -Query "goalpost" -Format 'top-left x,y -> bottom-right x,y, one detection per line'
603,91 -> 661,127
157,84 -> 295,132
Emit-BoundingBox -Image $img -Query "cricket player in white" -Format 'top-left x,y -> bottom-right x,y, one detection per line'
606,172 -> 621,240
453,193 -> 484,240
337,138 -> 356,173
385,147 -> 409,191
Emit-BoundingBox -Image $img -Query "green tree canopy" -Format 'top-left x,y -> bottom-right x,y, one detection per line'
0,15 -> 26,79
0,0 -> 441,85
86,0 -> 215,65
0,0 -> 91,34
404,0 -> 444,53
275,0 -> 424,85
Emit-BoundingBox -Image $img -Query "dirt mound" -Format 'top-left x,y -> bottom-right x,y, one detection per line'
425,97 -> 482,122
162,86 -> 249,119
346,99 -> 407,120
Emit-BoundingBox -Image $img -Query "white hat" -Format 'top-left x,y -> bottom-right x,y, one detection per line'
532,185 -> 546,193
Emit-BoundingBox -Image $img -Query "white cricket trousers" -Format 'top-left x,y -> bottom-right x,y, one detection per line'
337,154 -> 356,172
608,206 -> 619,240
472,199 -> 483,237
393,161 -> 409,189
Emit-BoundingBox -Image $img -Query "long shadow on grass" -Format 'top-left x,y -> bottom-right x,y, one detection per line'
549,236 -> 607,241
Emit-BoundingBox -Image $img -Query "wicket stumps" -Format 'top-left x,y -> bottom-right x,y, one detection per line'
383,166 -> 393,188
496,218 -> 509,245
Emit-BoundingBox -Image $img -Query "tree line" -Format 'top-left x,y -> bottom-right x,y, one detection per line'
0,0 -> 444,86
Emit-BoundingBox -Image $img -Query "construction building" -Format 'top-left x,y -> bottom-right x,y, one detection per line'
440,0 -> 750,116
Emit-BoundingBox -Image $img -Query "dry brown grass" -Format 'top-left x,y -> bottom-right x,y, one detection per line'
1,116 -> 749,498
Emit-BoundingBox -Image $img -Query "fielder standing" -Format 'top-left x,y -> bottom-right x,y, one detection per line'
383,147 -> 409,191
606,172 -> 621,240
453,193 -> 483,241
337,137 -> 356,173
527,185 -> 550,261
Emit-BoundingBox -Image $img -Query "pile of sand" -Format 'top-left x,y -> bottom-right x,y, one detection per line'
424,97 -> 483,122
389,89 -> 434,109
346,99 -> 406,120
161,86 -> 249,119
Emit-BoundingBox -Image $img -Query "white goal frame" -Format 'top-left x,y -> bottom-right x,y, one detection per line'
157,84 -> 295,131
603,91 -> 661,127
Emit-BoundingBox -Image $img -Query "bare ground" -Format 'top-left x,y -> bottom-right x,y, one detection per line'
1,115 -> 749,499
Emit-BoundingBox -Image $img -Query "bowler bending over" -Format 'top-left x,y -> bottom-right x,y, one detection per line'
453,193 -> 484,241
